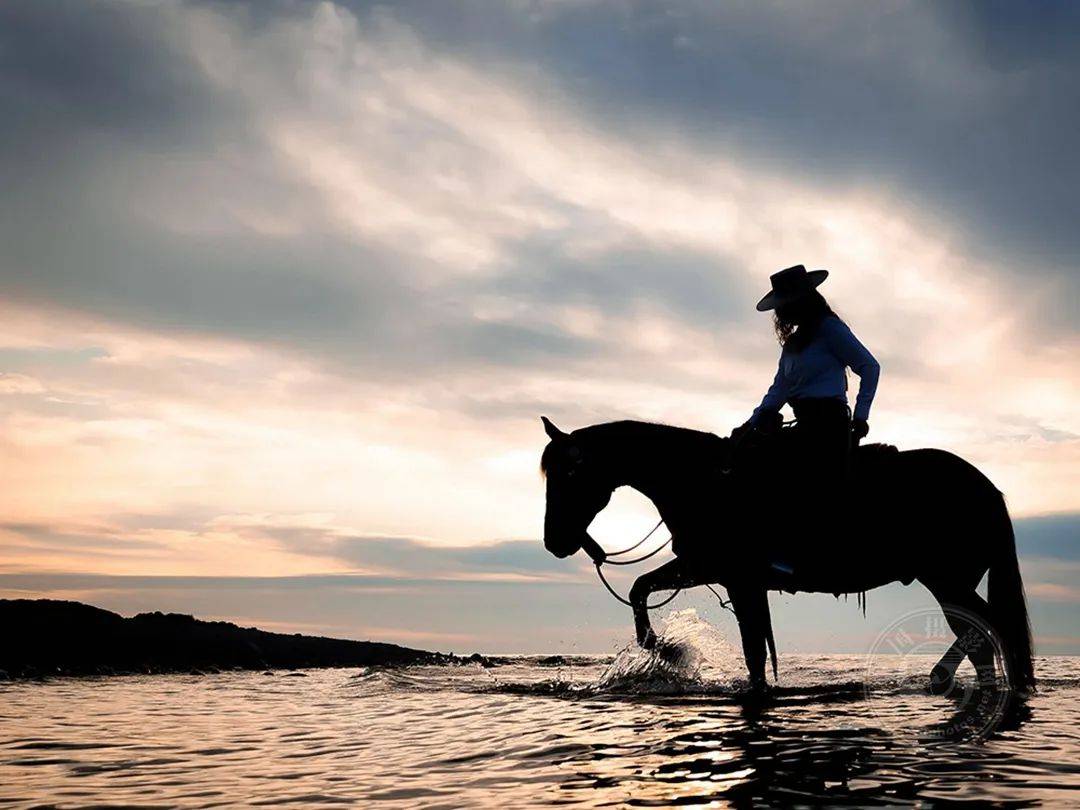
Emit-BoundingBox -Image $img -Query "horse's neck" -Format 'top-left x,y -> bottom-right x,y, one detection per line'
595,434 -> 690,508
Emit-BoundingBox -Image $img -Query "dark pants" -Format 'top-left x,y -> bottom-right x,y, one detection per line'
731,398 -> 852,561
790,398 -> 851,483
789,398 -> 851,538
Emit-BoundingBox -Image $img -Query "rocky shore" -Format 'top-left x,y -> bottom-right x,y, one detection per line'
0,599 -> 473,679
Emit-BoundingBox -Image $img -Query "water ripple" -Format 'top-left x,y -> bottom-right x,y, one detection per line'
0,616 -> 1076,808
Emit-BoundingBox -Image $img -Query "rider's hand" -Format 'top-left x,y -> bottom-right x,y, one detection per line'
731,420 -> 755,441
852,418 -> 869,441
758,411 -> 783,435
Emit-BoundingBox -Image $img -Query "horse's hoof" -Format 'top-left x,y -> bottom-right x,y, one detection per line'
928,666 -> 955,696
742,678 -> 772,700
639,628 -> 657,650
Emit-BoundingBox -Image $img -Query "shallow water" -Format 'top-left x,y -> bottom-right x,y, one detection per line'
2,613 -> 1078,808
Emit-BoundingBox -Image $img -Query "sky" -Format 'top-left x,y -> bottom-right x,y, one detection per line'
0,0 -> 1077,655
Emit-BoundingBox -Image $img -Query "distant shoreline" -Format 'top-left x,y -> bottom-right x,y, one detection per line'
0,599 -> 504,680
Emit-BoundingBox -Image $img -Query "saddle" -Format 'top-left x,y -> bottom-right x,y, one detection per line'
850,441 -> 900,478
725,430 -> 901,581
729,423 -> 899,482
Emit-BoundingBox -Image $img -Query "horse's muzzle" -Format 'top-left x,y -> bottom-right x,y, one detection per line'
543,534 -> 577,558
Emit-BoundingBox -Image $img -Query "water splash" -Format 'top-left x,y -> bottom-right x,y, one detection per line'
595,609 -> 743,694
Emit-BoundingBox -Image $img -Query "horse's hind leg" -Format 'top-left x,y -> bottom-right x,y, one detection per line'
929,639 -> 966,695
925,584 -> 1000,693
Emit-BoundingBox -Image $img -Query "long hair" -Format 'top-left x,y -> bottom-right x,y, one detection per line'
773,290 -> 836,351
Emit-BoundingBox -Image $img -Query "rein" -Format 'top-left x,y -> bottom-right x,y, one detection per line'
601,519 -> 667,564
596,563 -> 680,609
589,520 -> 734,614
592,519 -> 679,609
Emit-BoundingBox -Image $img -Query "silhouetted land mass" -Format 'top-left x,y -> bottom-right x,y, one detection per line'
0,599 -> 476,679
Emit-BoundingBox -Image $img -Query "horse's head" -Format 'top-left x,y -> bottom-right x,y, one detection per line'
539,416 -> 612,561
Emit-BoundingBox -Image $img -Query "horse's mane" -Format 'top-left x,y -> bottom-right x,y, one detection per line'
575,419 -> 720,444
541,420 -> 725,476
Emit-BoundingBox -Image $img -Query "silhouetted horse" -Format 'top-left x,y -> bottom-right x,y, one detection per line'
539,418 -> 1035,693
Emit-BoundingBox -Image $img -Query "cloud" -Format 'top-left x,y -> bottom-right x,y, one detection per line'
4,0 -> 1076,383
0,374 -> 45,395
1015,513 -> 1080,560
0,1 -> 1077,650
264,527 -> 588,581
371,0 -> 1080,317
0,511 -> 594,582
0,1 -> 604,381
1027,582 -> 1080,603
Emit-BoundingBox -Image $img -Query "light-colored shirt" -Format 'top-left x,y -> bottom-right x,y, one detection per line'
751,316 -> 880,423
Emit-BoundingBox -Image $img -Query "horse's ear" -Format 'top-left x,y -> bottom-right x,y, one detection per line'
541,416 -> 568,440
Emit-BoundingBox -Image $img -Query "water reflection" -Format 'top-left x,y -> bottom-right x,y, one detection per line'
549,687 -> 1043,807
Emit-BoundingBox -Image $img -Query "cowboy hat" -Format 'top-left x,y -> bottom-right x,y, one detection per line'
756,264 -> 829,312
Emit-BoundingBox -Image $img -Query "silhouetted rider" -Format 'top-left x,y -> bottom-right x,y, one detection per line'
734,264 -> 880,541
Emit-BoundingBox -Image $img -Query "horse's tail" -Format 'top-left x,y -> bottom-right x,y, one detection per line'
765,608 -> 778,683
987,495 -> 1035,691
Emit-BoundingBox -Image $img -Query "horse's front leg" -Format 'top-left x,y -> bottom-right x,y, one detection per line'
728,585 -> 770,690
629,557 -> 704,649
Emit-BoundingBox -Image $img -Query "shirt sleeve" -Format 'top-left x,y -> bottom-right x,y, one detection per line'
750,358 -> 790,424
822,317 -> 880,421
